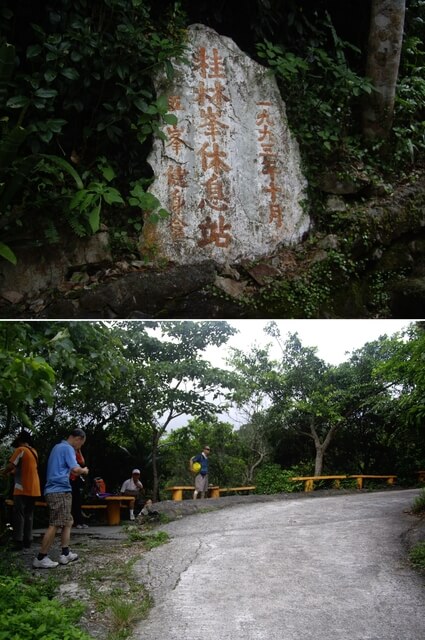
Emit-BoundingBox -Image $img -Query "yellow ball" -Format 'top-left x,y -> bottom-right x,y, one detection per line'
192,462 -> 201,473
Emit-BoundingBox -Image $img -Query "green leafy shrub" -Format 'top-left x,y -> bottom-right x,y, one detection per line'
254,462 -> 313,494
0,575 -> 92,640
256,13 -> 373,176
0,0 -> 187,259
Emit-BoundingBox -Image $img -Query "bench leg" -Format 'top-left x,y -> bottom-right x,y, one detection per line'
386,477 -> 395,485
334,479 -> 340,489
305,479 -> 314,492
106,502 -> 121,526
209,487 -> 220,499
172,489 -> 183,501
356,478 -> 363,490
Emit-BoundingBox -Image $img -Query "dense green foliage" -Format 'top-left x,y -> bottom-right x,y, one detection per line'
0,0 -> 186,261
0,573 -> 91,640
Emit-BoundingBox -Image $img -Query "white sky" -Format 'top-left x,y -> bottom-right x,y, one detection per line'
175,319 -> 413,429
211,319 -> 413,367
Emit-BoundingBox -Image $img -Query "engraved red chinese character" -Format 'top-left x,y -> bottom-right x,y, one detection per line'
169,186 -> 185,215
263,181 -> 281,203
199,107 -> 229,141
199,174 -> 229,212
168,95 -> 183,111
256,108 -> 274,127
198,142 -> 231,173
166,125 -> 186,154
167,165 -> 188,188
198,214 -> 232,247
269,203 -> 283,227
208,48 -> 226,78
170,213 -> 187,239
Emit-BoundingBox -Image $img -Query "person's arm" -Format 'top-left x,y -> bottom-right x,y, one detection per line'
71,465 -> 89,477
120,480 -> 128,494
0,461 -> 15,476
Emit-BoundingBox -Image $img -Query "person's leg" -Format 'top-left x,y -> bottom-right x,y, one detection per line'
60,524 -> 72,549
12,495 -> 25,549
193,474 -> 203,499
39,525 -> 58,554
23,496 -> 35,548
200,474 -> 208,499
58,494 -> 78,564
71,480 -> 84,526
140,499 -> 153,515
34,493 -> 73,568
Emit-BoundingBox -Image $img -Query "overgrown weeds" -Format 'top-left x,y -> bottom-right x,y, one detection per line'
0,521 -> 169,640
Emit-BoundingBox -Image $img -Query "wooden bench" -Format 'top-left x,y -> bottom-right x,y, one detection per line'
5,497 -> 134,526
218,486 -> 256,495
291,476 -> 348,492
164,486 -> 220,500
348,475 -> 397,490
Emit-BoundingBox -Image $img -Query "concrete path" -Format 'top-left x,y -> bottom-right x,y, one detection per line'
132,489 -> 425,640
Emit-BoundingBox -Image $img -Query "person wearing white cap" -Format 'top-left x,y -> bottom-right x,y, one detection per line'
120,469 -> 152,520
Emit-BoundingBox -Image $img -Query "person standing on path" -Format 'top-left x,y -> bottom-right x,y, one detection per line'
191,445 -> 211,500
33,428 -> 89,569
70,447 -> 88,529
1,430 -> 41,551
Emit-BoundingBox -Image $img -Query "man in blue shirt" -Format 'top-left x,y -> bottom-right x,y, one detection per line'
33,429 -> 89,569
191,445 -> 211,499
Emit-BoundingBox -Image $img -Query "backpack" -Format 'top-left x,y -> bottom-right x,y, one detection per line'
91,477 -> 106,496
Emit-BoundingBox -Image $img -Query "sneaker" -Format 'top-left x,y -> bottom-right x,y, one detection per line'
130,514 -> 135,521
33,556 -> 59,569
81,523 -> 89,528
59,551 -> 79,565
76,524 -> 84,529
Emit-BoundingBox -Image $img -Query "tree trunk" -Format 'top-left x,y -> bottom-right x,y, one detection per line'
151,429 -> 160,502
362,0 -> 406,140
314,447 -> 324,477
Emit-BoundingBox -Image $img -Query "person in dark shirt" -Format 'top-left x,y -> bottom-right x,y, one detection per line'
191,445 -> 211,499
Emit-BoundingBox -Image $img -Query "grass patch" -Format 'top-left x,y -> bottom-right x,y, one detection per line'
80,546 -> 154,640
409,541 -> 425,572
126,529 -> 170,549
412,489 -> 425,515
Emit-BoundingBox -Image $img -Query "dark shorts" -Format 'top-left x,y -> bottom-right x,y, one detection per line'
45,492 -> 73,527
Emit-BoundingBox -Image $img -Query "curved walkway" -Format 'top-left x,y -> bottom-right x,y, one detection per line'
132,489 -> 425,640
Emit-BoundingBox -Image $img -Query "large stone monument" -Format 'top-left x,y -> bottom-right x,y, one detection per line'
141,24 -> 310,266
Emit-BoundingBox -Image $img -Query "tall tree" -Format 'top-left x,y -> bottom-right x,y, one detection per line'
116,321 -> 237,500
362,0 -> 406,139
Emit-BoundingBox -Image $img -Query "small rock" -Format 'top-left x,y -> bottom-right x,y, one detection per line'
215,276 -> 248,299
246,263 -> 280,285
0,290 -> 24,304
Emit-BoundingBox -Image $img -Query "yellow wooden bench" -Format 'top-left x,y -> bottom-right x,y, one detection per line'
348,474 -> 397,490
164,486 -> 220,500
218,486 -> 256,495
291,476 -> 348,492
